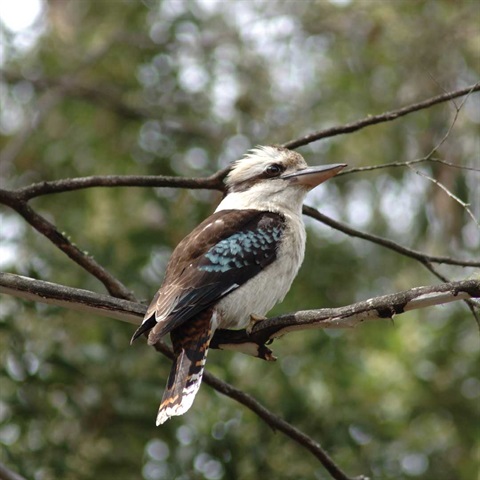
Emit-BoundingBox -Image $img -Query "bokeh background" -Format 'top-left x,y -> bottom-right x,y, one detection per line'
0,1 -> 479,479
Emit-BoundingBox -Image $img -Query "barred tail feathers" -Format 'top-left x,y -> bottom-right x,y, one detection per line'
156,309 -> 216,426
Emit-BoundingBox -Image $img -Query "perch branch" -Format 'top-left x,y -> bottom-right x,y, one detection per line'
1,272 -> 478,359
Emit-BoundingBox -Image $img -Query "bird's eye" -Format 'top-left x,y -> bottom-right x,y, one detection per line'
265,163 -> 283,177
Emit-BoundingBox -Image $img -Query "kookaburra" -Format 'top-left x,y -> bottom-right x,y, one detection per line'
131,145 -> 345,425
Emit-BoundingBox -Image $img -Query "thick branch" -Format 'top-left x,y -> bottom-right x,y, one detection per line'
283,83 -> 480,149
219,279 -> 480,351
1,272 -> 478,359
0,272 -> 143,324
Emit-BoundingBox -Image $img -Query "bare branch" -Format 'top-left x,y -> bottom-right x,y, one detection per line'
345,156 -> 480,175
218,279 -> 480,350
2,272 -> 478,359
0,190 -> 135,300
283,83 -> 480,149
15,170 -> 227,201
201,370 -> 367,480
409,165 -> 480,228
0,462 -> 27,480
0,272 -> 143,324
303,206 -> 480,268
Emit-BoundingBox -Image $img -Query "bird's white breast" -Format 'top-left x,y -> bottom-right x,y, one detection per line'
215,212 -> 306,329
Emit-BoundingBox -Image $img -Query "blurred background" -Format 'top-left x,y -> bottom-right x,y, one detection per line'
0,1 -> 479,479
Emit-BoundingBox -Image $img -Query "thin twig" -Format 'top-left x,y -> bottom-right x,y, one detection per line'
344,156 -> 480,175
409,165 -> 480,228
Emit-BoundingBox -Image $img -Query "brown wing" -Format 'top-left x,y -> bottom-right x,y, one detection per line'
130,209 -> 285,343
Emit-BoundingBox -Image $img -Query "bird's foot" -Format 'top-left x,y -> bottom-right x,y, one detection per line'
246,313 -> 267,335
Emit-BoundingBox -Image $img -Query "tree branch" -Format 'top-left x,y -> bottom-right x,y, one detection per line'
200,370 -> 367,480
283,83 -> 480,149
1,75 -> 478,479
0,272 -> 143,324
1,271 -> 477,479
303,206 -> 480,268
0,462 -> 27,480
14,170 -> 227,201
0,190 -> 136,300
2,272 -> 478,359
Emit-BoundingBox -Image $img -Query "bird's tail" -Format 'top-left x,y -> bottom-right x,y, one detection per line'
156,309 -> 216,426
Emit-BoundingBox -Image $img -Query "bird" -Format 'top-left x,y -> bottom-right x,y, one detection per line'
131,145 -> 346,425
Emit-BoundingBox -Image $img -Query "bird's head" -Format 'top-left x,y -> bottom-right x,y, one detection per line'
217,145 -> 346,213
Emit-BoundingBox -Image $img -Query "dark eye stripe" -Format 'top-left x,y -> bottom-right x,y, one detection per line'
227,163 -> 286,193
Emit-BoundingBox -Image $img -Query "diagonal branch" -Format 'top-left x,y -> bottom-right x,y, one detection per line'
0,462 -> 27,480
200,370 -> 367,480
303,206 -> 480,268
0,189 -> 135,300
408,165 -> 480,228
283,83 -> 480,149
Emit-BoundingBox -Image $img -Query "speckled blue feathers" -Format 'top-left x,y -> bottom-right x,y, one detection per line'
200,225 -> 283,273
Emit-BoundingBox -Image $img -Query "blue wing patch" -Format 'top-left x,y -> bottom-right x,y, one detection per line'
199,226 -> 283,273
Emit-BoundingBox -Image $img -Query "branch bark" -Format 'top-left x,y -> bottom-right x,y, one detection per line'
283,83 -> 480,149
0,463 -> 27,480
0,189 -> 136,300
303,206 -> 480,268
1,272 -> 478,359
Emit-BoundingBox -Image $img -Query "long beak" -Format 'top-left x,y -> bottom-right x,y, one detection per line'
282,163 -> 347,189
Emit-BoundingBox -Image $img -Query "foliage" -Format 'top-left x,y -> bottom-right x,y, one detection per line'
0,1 -> 479,479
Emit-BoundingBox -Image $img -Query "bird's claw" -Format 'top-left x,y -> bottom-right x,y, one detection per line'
246,313 -> 267,335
